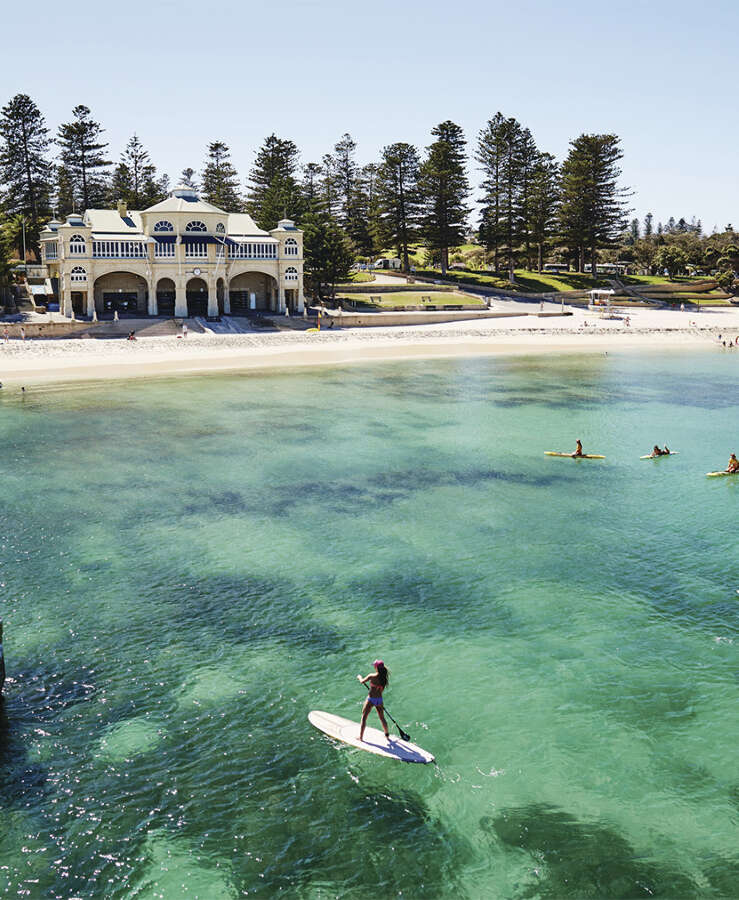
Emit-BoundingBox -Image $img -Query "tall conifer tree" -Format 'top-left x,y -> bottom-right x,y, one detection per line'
419,120 -> 469,276
332,133 -> 357,227
301,162 -> 323,214
377,142 -> 421,272
558,133 -> 629,274
476,113 -> 509,273
0,93 -> 53,257
247,134 -> 302,229
526,152 -> 560,272
110,134 -> 166,208
201,141 -> 242,211
57,105 -> 111,209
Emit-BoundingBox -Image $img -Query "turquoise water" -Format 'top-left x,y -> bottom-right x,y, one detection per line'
0,350 -> 737,898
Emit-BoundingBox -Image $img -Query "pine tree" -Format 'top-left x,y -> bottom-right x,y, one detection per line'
526,152 -> 559,272
558,134 -> 629,275
247,133 -> 302,229
629,218 -> 641,242
476,113 -> 508,273
54,164 -> 77,219
180,167 -> 198,190
57,105 -> 112,209
346,163 -> 382,258
643,212 -> 653,238
301,163 -> 323,213
419,120 -> 470,276
201,141 -> 242,211
0,93 -> 53,257
302,211 -> 355,301
109,134 -> 158,208
377,142 -> 421,271
319,154 -> 337,219
333,133 -> 357,227
516,127 -> 539,272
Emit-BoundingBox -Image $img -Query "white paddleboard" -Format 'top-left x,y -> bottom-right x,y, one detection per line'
308,711 -> 435,764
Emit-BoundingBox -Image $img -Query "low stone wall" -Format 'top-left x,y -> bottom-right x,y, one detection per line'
321,310 -> 534,328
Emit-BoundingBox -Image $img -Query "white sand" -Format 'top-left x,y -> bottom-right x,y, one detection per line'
1,303 -> 738,387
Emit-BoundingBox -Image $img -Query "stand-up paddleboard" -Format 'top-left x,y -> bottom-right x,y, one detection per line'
308,711 -> 434,764
640,452 -> 679,459
545,451 -> 605,459
706,470 -> 739,477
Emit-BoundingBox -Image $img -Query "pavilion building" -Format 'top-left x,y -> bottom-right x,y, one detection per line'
39,185 -> 304,318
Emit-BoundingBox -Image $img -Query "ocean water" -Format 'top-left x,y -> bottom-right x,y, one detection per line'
0,350 -> 737,899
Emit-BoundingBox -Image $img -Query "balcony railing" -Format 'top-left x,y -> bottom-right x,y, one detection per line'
229,242 -> 277,259
92,240 -> 148,258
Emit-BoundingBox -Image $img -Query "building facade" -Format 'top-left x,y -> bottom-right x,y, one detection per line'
39,186 -> 304,318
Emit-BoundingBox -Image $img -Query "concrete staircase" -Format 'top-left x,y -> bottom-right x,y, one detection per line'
194,316 -> 255,334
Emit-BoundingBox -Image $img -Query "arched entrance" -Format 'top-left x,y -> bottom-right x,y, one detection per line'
93,271 -> 148,317
229,272 -> 277,314
186,277 -> 208,317
156,277 -> 176,317
71,292 -> 86,317
216,277 -> 225,316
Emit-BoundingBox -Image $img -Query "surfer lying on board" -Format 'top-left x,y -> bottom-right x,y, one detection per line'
727,453 -> 739,473
357,660 -> 390,741
650,445 -> 671,457
573,439 -> 584,457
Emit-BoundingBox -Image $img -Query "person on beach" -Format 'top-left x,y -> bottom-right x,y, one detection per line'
182,322 -> 188,338
20,326 -> 25,341
3,327 -> 8,343
357,660 -> 390,742
573,439 -> 584,457
727,453 -> 739,473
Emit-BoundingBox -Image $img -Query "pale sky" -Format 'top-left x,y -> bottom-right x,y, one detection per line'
4,0 -> 737,231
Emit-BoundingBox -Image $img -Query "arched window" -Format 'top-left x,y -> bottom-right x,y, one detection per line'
285,266 -> 299,282
153,220 -> 174,232
185,220 -> 208,232
69,234 -> 86,255
215,222 -> 225,234
70,266 -> 87,282
285,238 -> 298,256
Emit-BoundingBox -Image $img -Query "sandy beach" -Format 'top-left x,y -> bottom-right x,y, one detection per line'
1,303 -> 738,387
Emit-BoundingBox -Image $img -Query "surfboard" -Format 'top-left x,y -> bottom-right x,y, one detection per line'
706,471 -> 738,477
545,451 -> 605,459
640,452 -> 679,459
308,711 -> 435,764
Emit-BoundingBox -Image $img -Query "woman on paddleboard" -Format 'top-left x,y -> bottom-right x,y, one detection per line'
357,660 -> 390,742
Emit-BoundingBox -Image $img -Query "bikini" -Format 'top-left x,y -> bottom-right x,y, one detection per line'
368,682 -> 384,706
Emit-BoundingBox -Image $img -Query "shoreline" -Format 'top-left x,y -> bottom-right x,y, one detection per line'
0,323 -> 733,387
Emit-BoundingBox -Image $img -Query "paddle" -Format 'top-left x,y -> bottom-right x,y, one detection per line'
363,684 -> 411,741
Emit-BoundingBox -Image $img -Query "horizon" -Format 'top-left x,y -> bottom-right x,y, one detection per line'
3,0 -> 738,232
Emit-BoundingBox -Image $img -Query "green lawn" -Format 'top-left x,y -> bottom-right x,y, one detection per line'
337,291 -> 485,309
349,271 -> 375,283
412,267 -> 614,293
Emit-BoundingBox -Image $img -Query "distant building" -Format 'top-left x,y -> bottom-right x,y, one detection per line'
39,185 -> 304,318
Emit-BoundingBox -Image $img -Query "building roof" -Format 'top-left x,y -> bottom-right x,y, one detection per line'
83,209 -> 144,234
226,213 -> 270,237
143,194 -> 225,216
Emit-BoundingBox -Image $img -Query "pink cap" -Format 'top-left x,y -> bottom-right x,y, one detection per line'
374,659 -> 384,668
